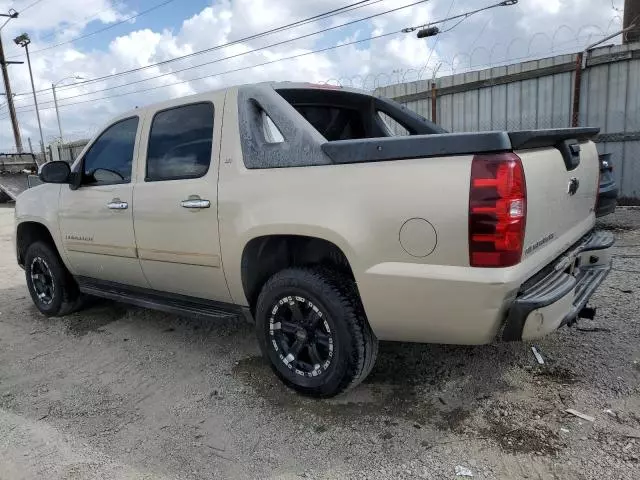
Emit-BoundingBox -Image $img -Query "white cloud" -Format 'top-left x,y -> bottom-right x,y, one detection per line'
2,0 -> 129,39
525,0 -> 563,15
0,0 -> 623,149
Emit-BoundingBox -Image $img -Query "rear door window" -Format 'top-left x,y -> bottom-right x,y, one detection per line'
146,102 -> 214,181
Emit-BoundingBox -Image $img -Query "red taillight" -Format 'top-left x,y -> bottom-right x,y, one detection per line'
469,153 -> 527,268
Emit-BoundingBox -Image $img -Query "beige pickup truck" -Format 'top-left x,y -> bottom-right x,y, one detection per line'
14,82 -> 613,397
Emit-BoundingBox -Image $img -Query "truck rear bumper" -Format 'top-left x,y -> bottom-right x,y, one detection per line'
358,230 -> 613,344
501,230 -> 614,341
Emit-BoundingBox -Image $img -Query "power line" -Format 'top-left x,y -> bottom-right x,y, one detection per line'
468,17 -> 492,48
403,0 -> 517,32
1,32 -> 605,121
442,0 -> 458,28
40,0 -> 426,105
18,0 -> 421,106
36,0 -> 377,46
7,29 -> 403,115
415,0 -> 516,78
438,16 -> 468,34
20,0 -> 386,96
422,0 -> 456,76
18,0 -> 47,14
1,29 -> 614,121
38,4 -> 133,43
7,0 -> 179,59
6,0 -> 517,115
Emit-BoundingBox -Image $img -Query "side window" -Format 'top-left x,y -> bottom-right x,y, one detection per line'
82,117 -> 139,185
261,110 -> 284,143
146,102 -> 214,182
378,111 -> 410,136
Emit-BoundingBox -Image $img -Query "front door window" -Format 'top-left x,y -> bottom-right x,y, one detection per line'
81,117 -> 139,186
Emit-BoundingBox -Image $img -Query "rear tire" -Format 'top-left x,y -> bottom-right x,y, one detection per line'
24,241 -> 83,317
255,267 -> 378,398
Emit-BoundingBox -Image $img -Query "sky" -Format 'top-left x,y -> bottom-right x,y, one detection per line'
0,0 -> 625,150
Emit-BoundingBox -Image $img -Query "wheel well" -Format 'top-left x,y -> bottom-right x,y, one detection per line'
241,235 -> 355,311
16,222 -> 56,267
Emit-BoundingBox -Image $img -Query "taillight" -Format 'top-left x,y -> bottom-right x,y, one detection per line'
469,153 -> 527,268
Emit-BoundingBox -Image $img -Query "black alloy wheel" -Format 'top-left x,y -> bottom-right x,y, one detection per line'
269,295 -> 334,378
30,256 -> 56,305
255,267 -> 378,397
24,241 -> 83,316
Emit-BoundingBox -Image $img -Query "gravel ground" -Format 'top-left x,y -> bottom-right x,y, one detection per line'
0,204 -> 638,480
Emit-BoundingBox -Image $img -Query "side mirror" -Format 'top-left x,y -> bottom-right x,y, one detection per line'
39,161 -> 71,184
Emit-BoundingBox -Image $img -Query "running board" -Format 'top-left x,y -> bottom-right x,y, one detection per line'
76,277 -> 242,321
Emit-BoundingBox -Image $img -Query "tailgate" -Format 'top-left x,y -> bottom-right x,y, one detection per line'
514,129 -> 600,270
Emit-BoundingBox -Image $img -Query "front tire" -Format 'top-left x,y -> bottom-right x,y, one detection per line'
255,267 -> 378,398
24,241 -> 83,317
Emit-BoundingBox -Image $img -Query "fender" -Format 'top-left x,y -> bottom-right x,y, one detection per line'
14,183 -> 72,272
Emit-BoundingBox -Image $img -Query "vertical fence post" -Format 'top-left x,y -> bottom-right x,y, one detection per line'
571,52 -> 584,127
431,82 -> 437,124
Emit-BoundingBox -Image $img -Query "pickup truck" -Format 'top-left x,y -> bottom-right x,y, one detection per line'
597,153 -> 618,217
14,82 -> 613,397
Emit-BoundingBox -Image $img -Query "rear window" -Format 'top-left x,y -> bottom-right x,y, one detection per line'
276,87 -> 445,142
293,105 -> 366,141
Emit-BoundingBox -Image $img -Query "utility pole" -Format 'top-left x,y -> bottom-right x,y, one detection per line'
0,9 -> 23,152
624,0 -> 640,43
14,33 -> 45,159
52,76 -> 83,145
52,83 -> 62,143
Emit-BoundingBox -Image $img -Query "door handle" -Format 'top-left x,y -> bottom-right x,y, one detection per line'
181,198 -> 211,209
107,199 -> 128,210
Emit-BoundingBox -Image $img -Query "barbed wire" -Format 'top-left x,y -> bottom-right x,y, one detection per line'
320,21 -> 625,92
0,19 -> 627,141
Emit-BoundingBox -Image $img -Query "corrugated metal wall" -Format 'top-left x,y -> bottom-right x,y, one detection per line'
584,45 -> 640,201
377,43 -> 640,200
50,140 -> 89,164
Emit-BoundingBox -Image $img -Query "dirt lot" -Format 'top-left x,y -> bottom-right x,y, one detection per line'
0,203 -> 639,480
